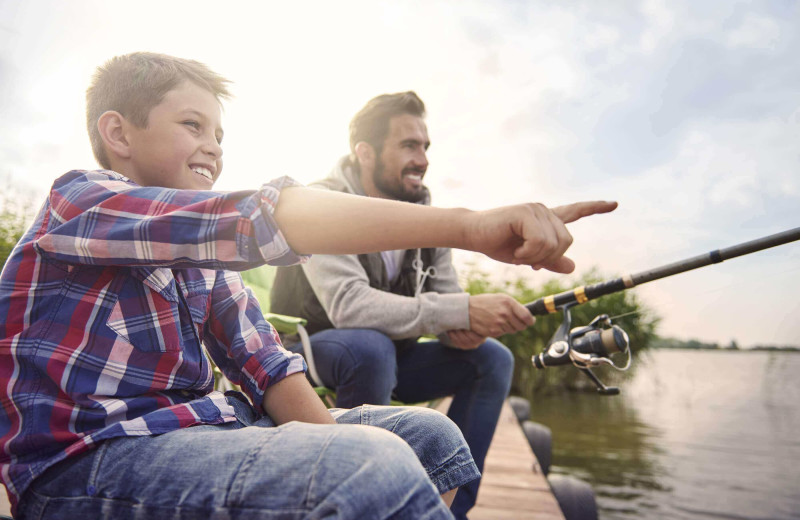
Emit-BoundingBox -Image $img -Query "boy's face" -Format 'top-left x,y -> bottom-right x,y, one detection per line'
125,81 -> 224,190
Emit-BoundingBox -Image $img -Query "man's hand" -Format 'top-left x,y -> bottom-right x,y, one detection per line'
468,293 -> 535,338
446,329 -> 486,350
465,201 -> 617,273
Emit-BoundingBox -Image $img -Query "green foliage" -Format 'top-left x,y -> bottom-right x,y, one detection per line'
463,266 -> 660,397
240,265 -> 276,312
0,211 -> 27,268
0,178 -> 37,269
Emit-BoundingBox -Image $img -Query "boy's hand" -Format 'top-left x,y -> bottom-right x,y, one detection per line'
466,201 -> 617,273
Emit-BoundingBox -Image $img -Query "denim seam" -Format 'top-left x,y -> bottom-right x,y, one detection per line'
19,488 -> 50,520
429,459 -> 481,494
226,431 -> 269,506
86,439 -> 112,497
305,426 -> 338,512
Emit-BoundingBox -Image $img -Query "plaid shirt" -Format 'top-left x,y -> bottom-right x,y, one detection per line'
0,170 -> 308,513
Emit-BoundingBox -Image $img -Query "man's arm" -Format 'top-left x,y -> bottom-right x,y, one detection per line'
274,187 -> 616,273
426,249 -> 536,342
301,252 -> 470,338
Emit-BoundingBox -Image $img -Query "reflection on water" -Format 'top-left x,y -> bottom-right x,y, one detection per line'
525,349 -> 800,520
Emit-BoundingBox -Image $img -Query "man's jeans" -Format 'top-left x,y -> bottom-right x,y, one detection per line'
17,393 -> 479,520
289,330 -> 514,520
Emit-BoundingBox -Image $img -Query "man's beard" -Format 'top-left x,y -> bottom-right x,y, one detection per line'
372,157 -> 426,203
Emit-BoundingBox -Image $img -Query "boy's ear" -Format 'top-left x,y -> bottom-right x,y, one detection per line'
354,141 -> 376,171
97,111 -> 132,160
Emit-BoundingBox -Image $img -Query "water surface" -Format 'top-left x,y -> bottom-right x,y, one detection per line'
527,349 -> 800,520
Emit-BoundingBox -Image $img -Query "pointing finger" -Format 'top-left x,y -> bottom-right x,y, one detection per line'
552,201 -> 617,224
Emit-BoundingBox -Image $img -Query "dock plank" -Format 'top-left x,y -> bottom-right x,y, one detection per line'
437,397 -> 565,520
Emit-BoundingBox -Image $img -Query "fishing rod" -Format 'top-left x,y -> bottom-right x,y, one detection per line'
527,226 -> 800,395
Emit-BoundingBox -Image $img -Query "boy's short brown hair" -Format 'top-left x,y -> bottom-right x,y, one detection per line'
86,52 -> 231,169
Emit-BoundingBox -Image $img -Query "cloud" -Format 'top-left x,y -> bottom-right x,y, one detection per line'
726,12 -> 782,50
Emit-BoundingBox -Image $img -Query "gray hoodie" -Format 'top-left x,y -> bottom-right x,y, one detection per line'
270,156 -> 470,340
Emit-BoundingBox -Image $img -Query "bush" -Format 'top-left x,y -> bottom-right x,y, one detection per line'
0,178 -> 37,269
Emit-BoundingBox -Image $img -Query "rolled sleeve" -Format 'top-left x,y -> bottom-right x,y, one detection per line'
237,176 -> 310,267
205,271 -> 308,406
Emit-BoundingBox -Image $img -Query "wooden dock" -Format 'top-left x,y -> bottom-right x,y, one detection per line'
0,398 -> 564,519
437,398 -> 565,520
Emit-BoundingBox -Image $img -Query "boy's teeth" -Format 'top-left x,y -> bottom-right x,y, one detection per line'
192,167 -> 212,180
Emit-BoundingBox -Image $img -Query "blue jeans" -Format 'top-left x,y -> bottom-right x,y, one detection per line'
17,393 -> 479,520
290,330 -> 514,520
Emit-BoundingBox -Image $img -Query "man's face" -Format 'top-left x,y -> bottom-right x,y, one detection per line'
125,81 -> 224,190
371,114 -> 430,203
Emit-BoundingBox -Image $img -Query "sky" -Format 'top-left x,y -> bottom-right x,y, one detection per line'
0,0 -> 798,347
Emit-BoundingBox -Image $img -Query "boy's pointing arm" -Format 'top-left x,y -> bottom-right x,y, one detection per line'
273,187 -> 617,275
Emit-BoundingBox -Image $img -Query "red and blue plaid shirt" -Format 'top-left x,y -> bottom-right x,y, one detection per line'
0,170 -> 308,513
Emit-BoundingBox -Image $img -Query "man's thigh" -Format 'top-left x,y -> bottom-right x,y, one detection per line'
393,338 -> 509,403
290,328 -> 398,399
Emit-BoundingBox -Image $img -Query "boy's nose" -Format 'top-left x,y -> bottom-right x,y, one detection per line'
203,136 -> 223,159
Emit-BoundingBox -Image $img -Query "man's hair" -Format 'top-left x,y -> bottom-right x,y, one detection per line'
86,52 -> 232,169
349,91 -> 426,157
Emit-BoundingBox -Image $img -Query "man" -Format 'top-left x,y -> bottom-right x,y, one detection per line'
270,92 -> 568,518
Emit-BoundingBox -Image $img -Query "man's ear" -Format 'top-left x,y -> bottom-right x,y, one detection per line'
354,141 -> 376,171
97,111 -> 132,161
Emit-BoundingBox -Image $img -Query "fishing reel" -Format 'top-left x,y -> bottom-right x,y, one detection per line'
531,303 -> 632,395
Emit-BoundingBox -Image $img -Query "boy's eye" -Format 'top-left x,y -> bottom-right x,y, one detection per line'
183,121 -> 200,130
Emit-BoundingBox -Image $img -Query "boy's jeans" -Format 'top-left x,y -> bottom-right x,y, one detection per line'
290,331 -> 514,520
17,394 -> 479,520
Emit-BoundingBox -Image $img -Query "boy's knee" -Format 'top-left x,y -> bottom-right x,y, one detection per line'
328,425 -> 431,484
306,425 -> 446,518
390,407 -> 470,456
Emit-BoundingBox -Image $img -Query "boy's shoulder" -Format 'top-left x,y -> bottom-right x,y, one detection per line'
48,169 -> 139,218
53,169 -> 132,190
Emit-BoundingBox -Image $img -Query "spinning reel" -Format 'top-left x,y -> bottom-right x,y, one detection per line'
531,303 -> 631,395
522,226 -> 800,395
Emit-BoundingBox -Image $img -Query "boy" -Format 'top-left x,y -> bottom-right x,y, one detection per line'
0,52 -> 616,519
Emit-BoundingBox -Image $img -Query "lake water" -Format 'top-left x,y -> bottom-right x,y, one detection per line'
527,349 -> 800,520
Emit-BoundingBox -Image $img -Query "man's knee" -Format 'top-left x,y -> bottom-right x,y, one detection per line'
477,338 -> 515,389
479,338 -> 514,369
343,329 -> 397,373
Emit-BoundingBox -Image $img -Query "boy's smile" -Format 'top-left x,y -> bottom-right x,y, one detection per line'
124,81 -> 224,190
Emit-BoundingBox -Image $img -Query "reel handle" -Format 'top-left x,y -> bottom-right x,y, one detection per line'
532,341 -> 570,369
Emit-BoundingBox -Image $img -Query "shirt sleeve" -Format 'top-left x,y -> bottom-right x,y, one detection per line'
301,248 -> 470,340
204,270 -> 306,401
33,170 -> 307,270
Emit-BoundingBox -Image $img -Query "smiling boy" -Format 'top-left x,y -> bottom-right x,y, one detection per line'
0,52 -> 615,519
